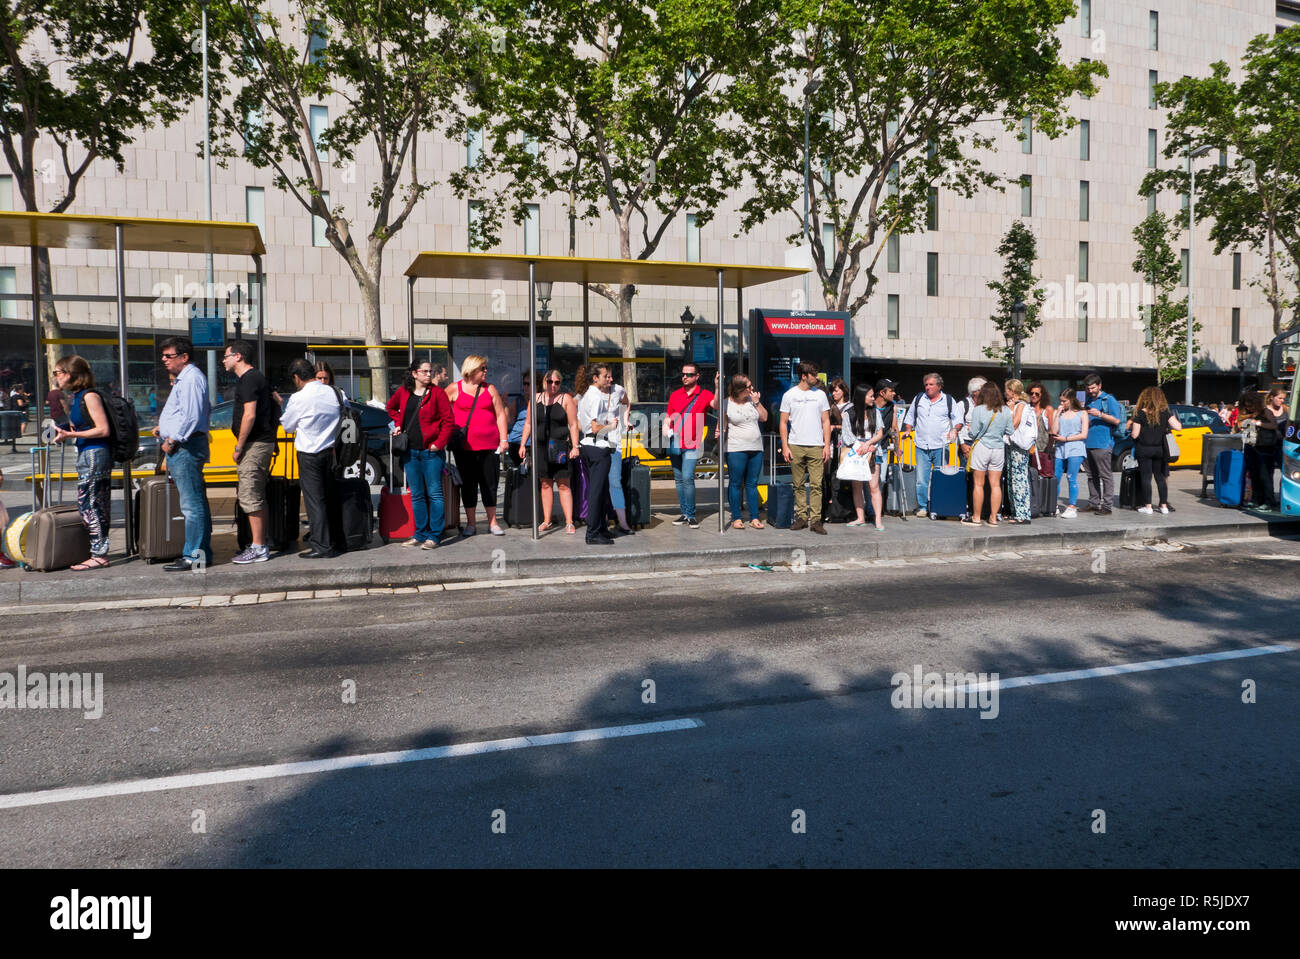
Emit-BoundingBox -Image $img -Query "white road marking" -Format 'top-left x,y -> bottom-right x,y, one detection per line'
0,718 -> 705,810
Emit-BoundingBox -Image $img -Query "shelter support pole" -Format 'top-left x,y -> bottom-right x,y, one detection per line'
717,269 -> 725,534
736,287 -> 744,376
407,276 -> 415,366
115,224 -> 134,556
253,254 -> 265,371
30,245 -> 44,507
582,282 -> 590,364
529,262 -> 539,541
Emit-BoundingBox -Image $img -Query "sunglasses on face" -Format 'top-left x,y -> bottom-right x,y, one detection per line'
546,379 -> 561,385
161,353 -> 179,360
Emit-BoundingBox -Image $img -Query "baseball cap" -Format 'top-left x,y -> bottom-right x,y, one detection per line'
875,378 -> 897,392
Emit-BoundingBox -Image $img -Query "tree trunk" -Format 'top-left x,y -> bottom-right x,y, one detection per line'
34,246 -> 64,389
617,284 -> 637,403
361,280 -> 388,401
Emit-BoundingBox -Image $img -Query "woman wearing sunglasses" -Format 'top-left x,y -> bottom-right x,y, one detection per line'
519,369 -> 581,533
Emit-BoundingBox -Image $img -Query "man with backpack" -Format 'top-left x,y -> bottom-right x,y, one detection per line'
1082,372 -> 1126,515
280,358 -> 341,559
901,373 -> 965,517
222,341 -> 278,564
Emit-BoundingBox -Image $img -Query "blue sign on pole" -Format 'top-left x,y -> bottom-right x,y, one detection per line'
190,313 -> 225,350
692,329 -> 716,365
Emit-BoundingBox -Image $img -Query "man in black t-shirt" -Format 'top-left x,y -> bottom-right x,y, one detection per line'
221,341 -> 278,564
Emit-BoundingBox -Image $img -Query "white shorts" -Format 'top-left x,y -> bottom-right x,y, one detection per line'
970,443 -> 1005,472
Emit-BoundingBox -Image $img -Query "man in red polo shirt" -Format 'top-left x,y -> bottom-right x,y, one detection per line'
664,363 -> 718,529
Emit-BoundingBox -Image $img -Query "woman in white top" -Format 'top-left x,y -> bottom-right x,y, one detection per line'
600,367 -> 634,535
840,384 -> 885,530
724,374 -> 768,529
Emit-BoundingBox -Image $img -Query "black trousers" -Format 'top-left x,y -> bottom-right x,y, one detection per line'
1136,448 -> 1168,507
581,444 -> 612,541
1246,444 -> 1277,507
298,449 -> 339,552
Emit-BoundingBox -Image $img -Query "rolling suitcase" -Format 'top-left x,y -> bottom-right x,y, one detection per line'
1119,466 -> 1142,509
379,436 -> 415,543
504,460 -> 536,528
442,466 -> 461,534
20,445 -> 91,571
135,472 -> 187,563
1214,449 -> 1245,507
1200,434 -> 1244,498
236,439 -> 300,551
333,477 -> 373,551
929,445 -> 967,519
1029,471 -> 1057,518
622,450 -> 652,529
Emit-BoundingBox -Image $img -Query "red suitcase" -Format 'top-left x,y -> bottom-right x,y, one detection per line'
379,436 -> 416,543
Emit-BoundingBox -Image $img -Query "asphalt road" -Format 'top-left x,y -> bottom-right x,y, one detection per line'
0,535 -> 1296,868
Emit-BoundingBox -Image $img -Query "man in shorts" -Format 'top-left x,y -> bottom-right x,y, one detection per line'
222,341 -> 279,563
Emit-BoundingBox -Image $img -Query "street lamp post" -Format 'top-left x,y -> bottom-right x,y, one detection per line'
201,0 -> 217,403
1186,144 -> 1213,405
680,306 -> 695,352
802,76 -> 821,310
1236,341 -> 1248,396
1010,299 -> 1026,382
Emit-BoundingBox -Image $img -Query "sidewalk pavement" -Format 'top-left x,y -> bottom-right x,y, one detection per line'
3,466 -> 1296,607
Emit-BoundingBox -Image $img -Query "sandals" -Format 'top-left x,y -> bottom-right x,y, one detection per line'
71,556 -> 109,571
731,520 -> 745,530
960,518 -> 982,526
749,519 -> 765,530
538,521 -> 555,532
874,523 -> 885,531
846,520 -> 867,527
565,523 -> 576,534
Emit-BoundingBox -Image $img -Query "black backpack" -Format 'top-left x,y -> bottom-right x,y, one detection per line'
92,388 -> 140,464
332,388 -> 364,474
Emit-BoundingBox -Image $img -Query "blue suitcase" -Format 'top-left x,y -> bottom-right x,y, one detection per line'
1215,449 -> 1245,507
768,481 -> 795,528
929,446 -> 967,519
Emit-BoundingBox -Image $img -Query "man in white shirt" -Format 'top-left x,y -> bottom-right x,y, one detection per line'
279,358 -> 341,558
901,372 -> 964,517
577,363 -> 619,545
779,362 -> 832,533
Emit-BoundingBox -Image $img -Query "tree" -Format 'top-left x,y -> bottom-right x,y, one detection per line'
982,220 -> 1044,370
0,0 -> 199,378
1132,211 -> 1200,386
731,0 -> 1104,317
209,0 -> 485,399
1141,28 -> 1300,335
468,0 -> 761,401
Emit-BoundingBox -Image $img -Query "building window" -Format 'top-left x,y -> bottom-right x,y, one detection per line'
308,20 -> 326,65
524,134 -> 538,159
1077,301 -> 1088,342
1149,70 -> 1159,109
467,126 -> 483,169
822,222 -> 835,261
887,294 -> 899,339
1148,129 -> 1158,168
1148,192 -> 1157,215
1079,180 -> 1090,221
525,203 -> 540,256
312,191 -> 330,247
1180,248 -> 1188,286
887,233 -> 899,273
468,200 -> 484,252
1020,176 -> 1032,217
245,187 -> 265,236
686,212 -> 701,262
887,162 -> 899,198
1219,149 -> 1228,168
926,252 -> 938,296
309,105 -> 328,160
927,188 -> 939,230
244,106 -> 262,155
1231,307 -> 1241,344
1080,120 -> 1090,161
1078,241 -> 1089,283
1149,10 -> 1159,50
0,266 -> 16,320
0,174 -> 11,210
1080,0 -> 1091,37
1232,252 -> 1242,290
1144,305 -> 1153,345
1080,58 -> 1091,99
1022,115 -> 1032,154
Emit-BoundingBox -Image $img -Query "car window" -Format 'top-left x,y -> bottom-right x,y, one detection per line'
209,402 -> 232,431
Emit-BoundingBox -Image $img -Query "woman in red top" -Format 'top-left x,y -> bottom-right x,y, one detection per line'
387,360 -> 456,547
446,354 -> 510,536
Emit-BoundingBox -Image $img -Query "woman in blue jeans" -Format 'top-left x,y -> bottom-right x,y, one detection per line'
51,356 -> 112,569
386,360 -> 455,547
724,374 -> 767,528
1050,389 -> 1090,519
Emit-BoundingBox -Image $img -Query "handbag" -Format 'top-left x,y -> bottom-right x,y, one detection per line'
449,385 -> 482,452
1164,431 -> 1180,459
837,445 -> 876,482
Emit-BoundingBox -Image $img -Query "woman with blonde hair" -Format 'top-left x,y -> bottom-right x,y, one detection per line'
518,368 -> 581,533
1002,378 -> 1033,523
446,354 -> 510,535
962,382 -> 1012,526
1130,385 -> 1181,514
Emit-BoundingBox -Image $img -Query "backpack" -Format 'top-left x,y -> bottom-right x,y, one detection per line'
1009,401 -> 1037,452
91,388 -> 140,464
1035,409 -> 1050,450
332,387 -> 364,474
908,392 -> 961,437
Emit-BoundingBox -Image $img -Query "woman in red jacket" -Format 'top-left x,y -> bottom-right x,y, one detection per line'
386,360 -> 455,547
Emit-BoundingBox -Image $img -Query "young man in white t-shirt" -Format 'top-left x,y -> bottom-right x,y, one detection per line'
779,362 -> 832,533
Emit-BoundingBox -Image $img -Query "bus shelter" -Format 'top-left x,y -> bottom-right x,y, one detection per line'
404,252 -> 806,539
0,211 -> 266,556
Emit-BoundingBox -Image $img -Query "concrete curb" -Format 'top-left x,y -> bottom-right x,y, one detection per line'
6,515 -> 1296,605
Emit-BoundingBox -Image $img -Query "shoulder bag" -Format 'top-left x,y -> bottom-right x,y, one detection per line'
449,384 -> 483,452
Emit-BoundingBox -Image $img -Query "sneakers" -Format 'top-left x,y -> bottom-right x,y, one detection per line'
490,524 -> 505,536
1158,505 -> 1170,515
232,545 -> 269,564
401,538 -> 421,548
687,517 -> 700,529
915,507 -> 928,518
810,522 -> 827,535
1061,506 -> 1078,519
791,518 -> 809,531
1137,505 -> 1154,514
462,524 -> 477,537
672,515 -> 689,526
421,539 -> 438,549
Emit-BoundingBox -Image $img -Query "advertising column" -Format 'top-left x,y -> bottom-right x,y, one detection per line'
750,308 -> 850,428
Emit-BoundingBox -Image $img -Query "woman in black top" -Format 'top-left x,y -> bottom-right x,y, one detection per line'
518,369 -> 580,533
1244,389 -> 1281,510
1129,386 -> 1181,514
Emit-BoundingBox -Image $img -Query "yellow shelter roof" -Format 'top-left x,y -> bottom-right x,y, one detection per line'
405,251 -> 805,289
0,211 -> 265,256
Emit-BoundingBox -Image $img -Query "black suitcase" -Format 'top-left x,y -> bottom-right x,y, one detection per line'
768,481 -> 795,528
622,455 -> 652,528
504,463 -> 536,528
1119,466 -> 1142,510
1029,472 -> 1058,518
332,477 -> 373,551
236,477 -> 301,552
